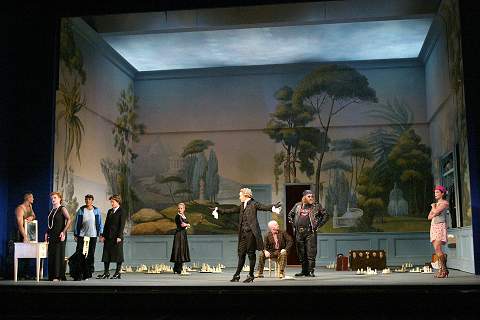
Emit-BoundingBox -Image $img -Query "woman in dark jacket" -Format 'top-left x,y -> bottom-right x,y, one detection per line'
170,203 -> 191,274
97,194 -> 127,279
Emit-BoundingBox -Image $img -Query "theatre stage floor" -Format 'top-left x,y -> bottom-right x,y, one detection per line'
2,266 -> 480,286
2,267 -> 480,319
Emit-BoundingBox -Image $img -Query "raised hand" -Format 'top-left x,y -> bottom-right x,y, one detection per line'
211,207 -> 219,219
272,205 -> 281,215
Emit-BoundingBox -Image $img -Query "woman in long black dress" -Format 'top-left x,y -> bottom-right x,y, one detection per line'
97,194 -> 127,279
170,203 -> 191,274
45,192 -> 71,281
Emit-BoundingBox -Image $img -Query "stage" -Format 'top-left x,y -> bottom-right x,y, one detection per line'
2,267 -> 480,319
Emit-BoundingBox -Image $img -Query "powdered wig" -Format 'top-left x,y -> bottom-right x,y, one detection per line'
267,220 -> 278,231
239,188 -> 253,198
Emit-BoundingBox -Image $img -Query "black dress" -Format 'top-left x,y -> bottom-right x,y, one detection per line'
47,206 -> 67,280
170,214 -> 190,263
101,206 -> 127,263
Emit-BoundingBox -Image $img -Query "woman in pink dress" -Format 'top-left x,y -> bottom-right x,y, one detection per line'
428,185 -> 449,278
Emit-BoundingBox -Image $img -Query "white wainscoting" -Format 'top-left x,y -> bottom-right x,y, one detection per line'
445,226 -> 475,273
64,230 -> 474,273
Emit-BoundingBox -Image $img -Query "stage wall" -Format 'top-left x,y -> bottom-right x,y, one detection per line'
49,1 -> 474,272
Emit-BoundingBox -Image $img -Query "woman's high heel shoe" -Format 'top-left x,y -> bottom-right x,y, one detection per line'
230,275 -> 240,282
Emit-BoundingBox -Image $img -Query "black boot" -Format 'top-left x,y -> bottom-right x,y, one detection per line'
295,263 -> 308,277
306,261 -> 315,277
110,263 -> 122,279
231,254 -> 246,282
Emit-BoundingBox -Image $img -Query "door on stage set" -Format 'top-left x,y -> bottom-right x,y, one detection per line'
285,184 -> 311,265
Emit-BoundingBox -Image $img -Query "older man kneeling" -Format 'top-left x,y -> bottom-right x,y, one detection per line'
256,220 -> 293,279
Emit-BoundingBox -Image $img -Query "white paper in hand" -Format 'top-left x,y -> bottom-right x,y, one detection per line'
212,207 -> 219,219
272,206 -> 281,215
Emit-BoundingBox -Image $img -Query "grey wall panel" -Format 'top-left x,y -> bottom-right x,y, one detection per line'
394,238 -> 431,257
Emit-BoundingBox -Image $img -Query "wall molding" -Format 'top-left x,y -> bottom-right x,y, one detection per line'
135,59 -> 423,81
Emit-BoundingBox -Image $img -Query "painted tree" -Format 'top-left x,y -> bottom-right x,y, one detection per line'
388,128 -> 433,216
156,175 -> 186,203
181,139 -> 214,200
56,77 -> 86,185
354,167 -> 385,232
292,64 -> 378,200
206,149 -> 220,202
109,83 -> 146,219
330,138 -> 374,207
321,159 -> 352,211
264,86 -> 314,183
272,152 -> 285,194
324,169 -> 350,218
192,153 -> 207,200
60,18 -> 86,84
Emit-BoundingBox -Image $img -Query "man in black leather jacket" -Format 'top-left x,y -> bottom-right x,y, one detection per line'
288,190 -> 328,277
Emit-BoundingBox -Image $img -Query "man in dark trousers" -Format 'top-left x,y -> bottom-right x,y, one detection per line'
255,220 -> 293,279
288,190 -> 328,277
213,188 -> 281,283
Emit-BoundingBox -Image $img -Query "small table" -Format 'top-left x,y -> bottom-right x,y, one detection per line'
14,242 -> 48,282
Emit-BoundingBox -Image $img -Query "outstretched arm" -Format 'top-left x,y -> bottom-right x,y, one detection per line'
255,201 -> 281,212
216,205 -> 240,214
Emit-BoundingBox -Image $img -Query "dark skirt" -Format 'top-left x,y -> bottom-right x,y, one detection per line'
170,229 -> 190,263
48,240 -> 66,280
102,239 -> 124,263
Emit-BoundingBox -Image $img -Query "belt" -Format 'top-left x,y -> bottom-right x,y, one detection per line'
297,226 -> 311,233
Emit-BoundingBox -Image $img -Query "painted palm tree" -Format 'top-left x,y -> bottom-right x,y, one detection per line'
56,77 -> 86,185
366,97 -> 412,180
